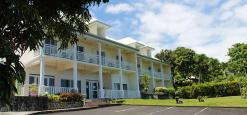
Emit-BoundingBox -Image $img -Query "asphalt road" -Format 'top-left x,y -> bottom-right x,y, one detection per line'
42,105 -> 247,115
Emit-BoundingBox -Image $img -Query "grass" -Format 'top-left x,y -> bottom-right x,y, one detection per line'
124,96 -> 247,107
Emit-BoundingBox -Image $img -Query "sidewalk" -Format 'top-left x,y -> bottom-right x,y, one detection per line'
0,104 -> 122,115
0,112 -> 38,115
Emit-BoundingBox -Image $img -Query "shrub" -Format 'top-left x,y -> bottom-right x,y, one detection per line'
177,81 -> 240,99
154,87 -> 175,98
59,93 -> 83,102
47,94 -> 60,102
29,84 -> 38,96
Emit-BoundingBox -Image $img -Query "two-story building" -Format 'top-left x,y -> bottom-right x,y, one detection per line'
19,19 -> 172,99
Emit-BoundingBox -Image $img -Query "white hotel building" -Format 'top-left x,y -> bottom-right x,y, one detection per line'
20,19 -> 172,99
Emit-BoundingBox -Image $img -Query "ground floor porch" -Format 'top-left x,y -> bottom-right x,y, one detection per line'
20,57 -> 140,99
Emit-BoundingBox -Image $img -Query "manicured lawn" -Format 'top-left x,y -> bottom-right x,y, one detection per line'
124,96 -> 247,107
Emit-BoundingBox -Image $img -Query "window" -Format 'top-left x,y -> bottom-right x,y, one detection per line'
78,81 -> 81,93
116,55 -> 123,61
137,64 -> 140,68
123,84 -> 128,90
29,76 -> 35,84
61,79 -> 71,87
77,46 -> 84,52
45,39 -> 57,46
97,51 -> 106,64
157,69 -> 161,72
113,83 -> 120,90
44,77 -> 55,86
61,79 -> 81,92
29,74 -> 54,86
97,51 -> 105,57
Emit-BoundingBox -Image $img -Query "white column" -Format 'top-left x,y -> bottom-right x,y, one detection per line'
38,45 -> 45,95
160,64 -> 165,87
151,62 -> 155,89
118,49 -> 124,98
98,43 -> 104,98
140,59 -> 143,75
73,44 -> 78,92
135,53 -> 140,98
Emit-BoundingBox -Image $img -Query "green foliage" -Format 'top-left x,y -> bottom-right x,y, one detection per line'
48,94 -> 60,102
59,93 -> 83,102
154,87 -> 175,98
140,74 -> 150,93
155,47 -> 223,87
29,84 -> 38,95
0,0 -> 108,106
177,81 -> 240,99
111,99 -> 125,104
213,74 -> 247,82
227,43 -> 247,75
0,47 -> 25,106
197,96 -> 207,102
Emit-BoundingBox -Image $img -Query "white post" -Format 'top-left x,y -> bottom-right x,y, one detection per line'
73,44 -> 78,92
151,62 -> 155,89
160,64 -> 165,87
98,43 -> 104,98
118,49 -> 124,98
140,59 -> 143,76
38,45 -> 45,95
135,53 -> 140,98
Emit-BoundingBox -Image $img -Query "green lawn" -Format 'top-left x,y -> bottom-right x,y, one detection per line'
124,96 -> 247,107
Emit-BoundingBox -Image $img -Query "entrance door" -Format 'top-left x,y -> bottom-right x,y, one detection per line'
86,80 -> 99,99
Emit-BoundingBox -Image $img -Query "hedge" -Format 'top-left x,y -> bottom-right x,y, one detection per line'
154,87 -> 175,98
177,81 -> 240,98
59,93 -> 83,102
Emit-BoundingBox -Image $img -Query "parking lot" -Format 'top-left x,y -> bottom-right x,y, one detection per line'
45,105 -> 247,115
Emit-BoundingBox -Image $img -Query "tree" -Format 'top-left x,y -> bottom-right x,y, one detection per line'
173,47 -> 196,80
0,0 -> 108,106
156,47 -> 223,87
140,74 -> 150,93
156,47 -> 196,87
194,54 -> 209,83
155,49 -> 176,87
227,43 -> 247,75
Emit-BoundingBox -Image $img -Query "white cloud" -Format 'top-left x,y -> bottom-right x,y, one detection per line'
100,0 -> 247,62
131,0 -> 247,62
105,3 -> 134,14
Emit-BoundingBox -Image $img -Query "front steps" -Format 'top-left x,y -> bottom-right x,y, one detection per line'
84,99 -> 111,107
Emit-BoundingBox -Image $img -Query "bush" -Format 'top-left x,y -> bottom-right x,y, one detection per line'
177,81 -> 240,98
59,93 -> 83,102
154,87 -> 175,98
47,94 -> 60,102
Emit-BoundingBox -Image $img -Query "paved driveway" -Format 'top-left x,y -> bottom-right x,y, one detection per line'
43,105 -> 247,115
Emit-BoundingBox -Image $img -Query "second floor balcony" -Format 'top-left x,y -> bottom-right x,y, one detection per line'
138,68 -> 172,80
38,44 -> 135,71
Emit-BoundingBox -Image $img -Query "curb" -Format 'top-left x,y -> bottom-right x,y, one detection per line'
122,104 -> 247,108
30,104 -> 122,115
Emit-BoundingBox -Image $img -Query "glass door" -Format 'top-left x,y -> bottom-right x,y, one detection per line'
86,80 -> 99,99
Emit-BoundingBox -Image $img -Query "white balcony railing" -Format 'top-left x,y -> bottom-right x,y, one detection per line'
140,70 -> 152,76
121,61 -> 135,71
104,89 -> 139,98
164,73 -> 172,80
77,51 -> 99,64
154,71 -> 163,79
43,86 -> 76,94
43,44 -> 73,60
104,89 -> 123,98
21,85 -> 77,96
102,57 -> 119,68
38,44 -> 137,70
124,90 -> 139,98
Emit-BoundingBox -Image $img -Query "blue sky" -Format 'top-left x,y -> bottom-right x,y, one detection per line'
90,0 -> 247,62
